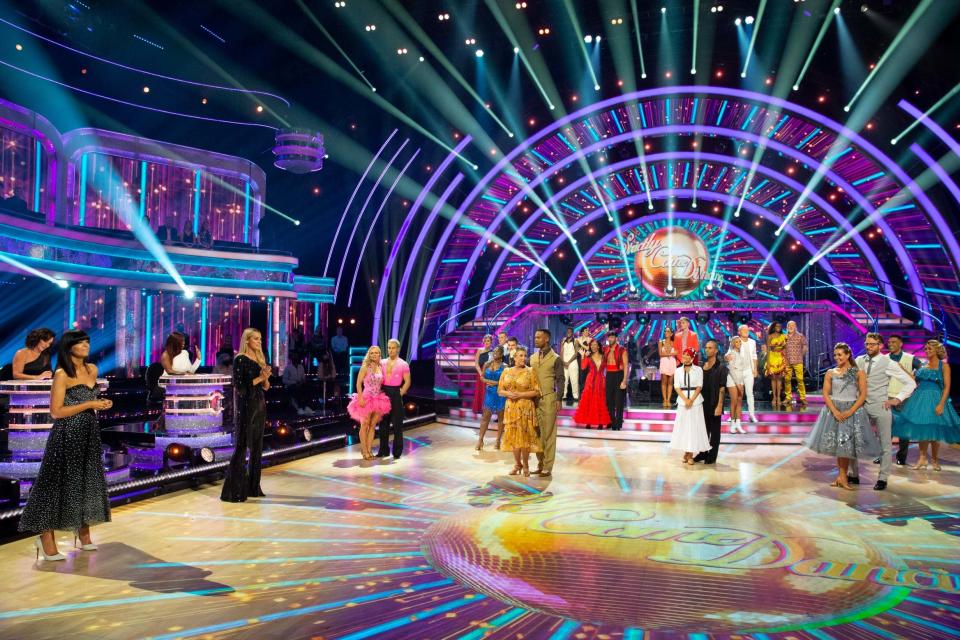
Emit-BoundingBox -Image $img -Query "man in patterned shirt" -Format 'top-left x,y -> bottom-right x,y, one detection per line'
782,321 -> 808,409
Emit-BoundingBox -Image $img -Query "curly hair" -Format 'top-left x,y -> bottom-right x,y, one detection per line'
926,339 -> 948,361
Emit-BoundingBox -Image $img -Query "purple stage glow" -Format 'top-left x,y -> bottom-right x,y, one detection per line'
398,86 -> 956,349
910,144 -> 960,208
373,136 -> 472,346
477,151 -> 894,315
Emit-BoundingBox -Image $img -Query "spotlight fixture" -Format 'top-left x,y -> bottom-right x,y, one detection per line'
734,17 -> 742,25
465,38 -> 476,45
661,6 -> 667,14
475,49 -> 484,57
584,35 -> 593,43
696,312 -> 710,324
537,27 -> 551,35
515,1 -> 527,8
438,13 -> 450,21
364,24 -> 376,31
608,315 -> 623,331
143,86 -> 150,93
192,447 -> 215,464
334,1 -> 346,7
164,443 -> 191,465
596,312 -> 608,324
513,46 -> 519,53
834,7 -> 840,14
738,312 -> 752,324
637,314 -> 649,326
55,279 -> 69,289
611,18 -> 624,24
396,48 -> 408,55
784,284 -> 792,292
745,15 -> 754,24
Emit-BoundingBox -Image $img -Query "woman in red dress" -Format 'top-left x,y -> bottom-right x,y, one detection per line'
574,339 -> 612,429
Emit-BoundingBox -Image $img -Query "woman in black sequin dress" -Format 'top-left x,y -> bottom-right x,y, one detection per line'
220,328 -> 271,503
19,330 -> 113,561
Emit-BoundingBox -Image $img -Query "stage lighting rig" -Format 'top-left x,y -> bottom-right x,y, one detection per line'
608,315 -> 623,331
696,312 -> 710,324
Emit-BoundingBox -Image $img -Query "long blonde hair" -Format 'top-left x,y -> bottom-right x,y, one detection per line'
238,328 -> 267,367
362,345 -> 382,371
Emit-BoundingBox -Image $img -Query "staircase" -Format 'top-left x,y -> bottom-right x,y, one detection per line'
436,319 -> 498,400
848,312 -> 932,355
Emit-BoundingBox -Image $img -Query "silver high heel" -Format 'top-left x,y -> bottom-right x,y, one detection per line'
34,537 -> 67,562
73,531 -> 98,551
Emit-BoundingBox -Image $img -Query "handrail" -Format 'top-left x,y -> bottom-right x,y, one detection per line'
866,277 -> 948,339
810,278 -> 878,333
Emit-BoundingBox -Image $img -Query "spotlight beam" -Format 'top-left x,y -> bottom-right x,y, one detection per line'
740,0 -> 767,78
483,0 -> 557,110
561,0 -> 602,92
844,0 -> 935,112
691,0 -> 700,74
628,0 -> 649,79
294,0 -> 377,92
381,0 -> 515,138
0,251 -> 68,287
792,0 -> 842,91
892,83 -> 960,145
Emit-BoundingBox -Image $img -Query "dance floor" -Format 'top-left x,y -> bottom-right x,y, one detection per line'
1,424 -> 959,640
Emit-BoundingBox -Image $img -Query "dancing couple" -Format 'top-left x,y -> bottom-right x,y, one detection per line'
348,339 -> 411,460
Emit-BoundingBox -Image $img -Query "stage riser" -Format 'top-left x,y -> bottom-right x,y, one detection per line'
437,417 -> 807,444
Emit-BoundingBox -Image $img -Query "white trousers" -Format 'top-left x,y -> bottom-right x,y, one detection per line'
563,361 -> 580,400
741,372 -> 756,414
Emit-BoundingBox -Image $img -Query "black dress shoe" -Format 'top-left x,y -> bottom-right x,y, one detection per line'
873,457 -> 881,464
375,450 -> 389,458
873,480 -> 888,491
846,475 -> 860,485
692,453 -> 705,463
895,457 -> 907,466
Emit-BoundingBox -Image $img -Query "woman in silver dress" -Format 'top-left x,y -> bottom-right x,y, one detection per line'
804,342 -> 881,490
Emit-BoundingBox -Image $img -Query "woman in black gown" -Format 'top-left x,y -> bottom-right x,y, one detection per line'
19,330 -> 113,561
220,328 -> 271,502
12,327 -> 55,380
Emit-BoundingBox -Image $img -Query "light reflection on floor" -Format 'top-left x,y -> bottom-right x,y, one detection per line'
0,424 -> 958,639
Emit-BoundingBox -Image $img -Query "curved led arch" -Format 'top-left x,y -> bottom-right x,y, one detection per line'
397,87 -> 957,350
477,151 -> 897,315
562,212 -> 793,297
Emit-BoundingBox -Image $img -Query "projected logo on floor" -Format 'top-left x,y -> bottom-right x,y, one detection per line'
420,493 -> 951,633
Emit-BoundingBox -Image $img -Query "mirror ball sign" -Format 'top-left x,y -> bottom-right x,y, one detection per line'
624,226 -> 709,298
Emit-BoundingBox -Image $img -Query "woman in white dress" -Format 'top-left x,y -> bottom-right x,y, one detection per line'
724,336 -> 748,434
669,348 -> 710,464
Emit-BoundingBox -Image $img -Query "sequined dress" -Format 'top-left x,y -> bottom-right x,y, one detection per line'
804,368 -> 881,458
19,384 -> 110,532
498,366 -> 542,452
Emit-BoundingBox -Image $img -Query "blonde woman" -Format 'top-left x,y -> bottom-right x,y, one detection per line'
221,328 -> 272,502
497,346 -> 541,476
347,346 -> 392,460
893,340 -> 960,470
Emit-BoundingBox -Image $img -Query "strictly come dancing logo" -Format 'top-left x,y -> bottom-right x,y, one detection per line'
420,494 -> 954,633
625,226 -> 709,298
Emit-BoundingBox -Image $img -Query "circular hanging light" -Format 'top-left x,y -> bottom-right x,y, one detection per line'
273,128 -> 326,174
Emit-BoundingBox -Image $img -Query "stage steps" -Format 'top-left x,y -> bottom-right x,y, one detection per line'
436,319 -> 501,399
847,312 -> 931,353
444,400 -> 823,444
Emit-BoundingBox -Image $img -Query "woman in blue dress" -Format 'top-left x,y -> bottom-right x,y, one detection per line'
894,340 -> 960,471
476,347 -> 507,451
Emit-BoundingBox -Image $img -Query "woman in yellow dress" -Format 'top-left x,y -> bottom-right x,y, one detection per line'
764,321 -> 787,410
497,346 -> 541,476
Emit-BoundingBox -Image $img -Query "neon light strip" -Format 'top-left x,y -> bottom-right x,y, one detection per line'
243,181 -> 250,243
334,139 -> 409,300
347,148 -> 420,307
324,130 -> 398,276
910,144 -> 960,208
557,208 -> 791,294
193,169 -> 201,234
373,138 -> 470,344
200,297 -> 208,365
899,99 -> 960,158
144,295 -> 152,366
68,287 -> 76,328
78,154 -> 87,225
477,149 -> 893,315
266,298 -> 273,362
401,174 -> 464,359
422,86 -> 929,325
0,17 -> 290,105
32,139 -> 41,210
138,161 -> 147,219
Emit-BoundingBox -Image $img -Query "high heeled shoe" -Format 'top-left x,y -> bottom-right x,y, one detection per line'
475,442 -> 483,451
34,537 -> 66,562
508,465 -> 522,475
911,460 -> 929,470
73,532 -> 98,551
932,461 -> 942,471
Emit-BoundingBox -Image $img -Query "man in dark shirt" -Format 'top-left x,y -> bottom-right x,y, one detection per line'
887,334 -> 922,466
694,339 -> 727,464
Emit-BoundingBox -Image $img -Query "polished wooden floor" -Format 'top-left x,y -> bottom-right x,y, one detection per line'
1,424 -> 958,640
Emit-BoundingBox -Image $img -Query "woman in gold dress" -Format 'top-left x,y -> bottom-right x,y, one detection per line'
764,321 -> 787,409
497,346 -> 541,476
